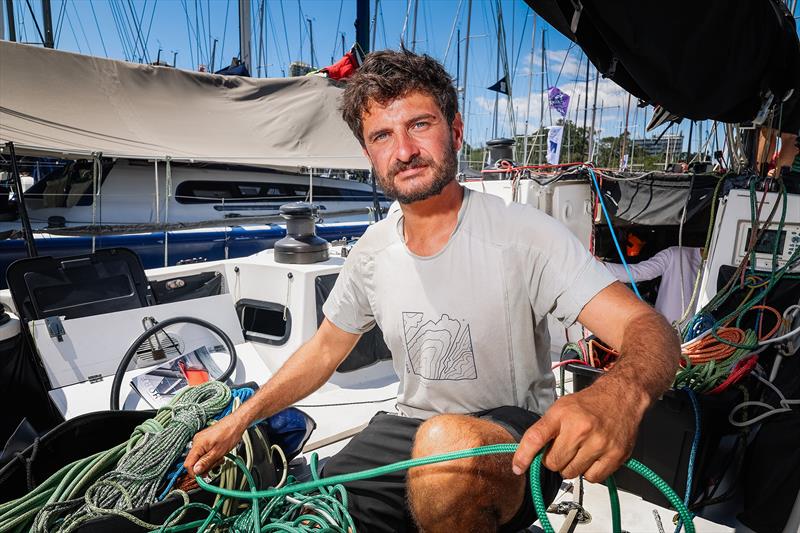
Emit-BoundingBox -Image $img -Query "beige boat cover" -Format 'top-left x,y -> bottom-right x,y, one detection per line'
0,42 -> 369,170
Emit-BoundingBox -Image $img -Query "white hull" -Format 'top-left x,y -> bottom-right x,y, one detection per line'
17,159 -> 385,227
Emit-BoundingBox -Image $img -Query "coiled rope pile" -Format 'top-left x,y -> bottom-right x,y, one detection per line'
0,381 -> 231,533
1,379 -> 696,533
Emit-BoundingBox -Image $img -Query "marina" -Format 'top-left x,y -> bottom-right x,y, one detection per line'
1,1 -> 799,532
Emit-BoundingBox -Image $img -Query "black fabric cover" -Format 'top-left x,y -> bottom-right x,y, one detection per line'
150,271 -> 223,304
597,172 -> 720,225
738,344 -> 800,532
6,247 -> 149,321
315,273 -> 392,372
0,334 -> 63,448
525,0 -> 800,123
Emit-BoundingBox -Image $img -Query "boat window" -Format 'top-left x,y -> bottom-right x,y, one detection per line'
237,184 -> 263,197
25,159 -> 114,207
175,180 -> 385,204
315,274 -> 392,372
236,299 -> 291,345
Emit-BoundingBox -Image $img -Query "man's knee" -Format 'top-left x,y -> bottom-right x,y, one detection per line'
408,414 -> 523,530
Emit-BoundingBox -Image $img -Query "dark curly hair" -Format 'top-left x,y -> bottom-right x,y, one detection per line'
340,49 -> 458,146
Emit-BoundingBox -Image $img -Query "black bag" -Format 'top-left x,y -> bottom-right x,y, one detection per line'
0,408 -> 277,532
150,272 -> 223,305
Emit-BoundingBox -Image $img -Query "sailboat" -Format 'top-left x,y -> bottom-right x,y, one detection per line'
1,1 -> 799,532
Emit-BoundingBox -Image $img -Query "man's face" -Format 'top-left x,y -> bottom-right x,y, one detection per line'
360,91 -> 463,204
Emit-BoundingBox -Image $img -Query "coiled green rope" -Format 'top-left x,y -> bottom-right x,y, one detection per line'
0,382 -> 231,533
192,443 -> 695,533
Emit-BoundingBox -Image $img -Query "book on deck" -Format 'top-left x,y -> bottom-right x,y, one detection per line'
129,345 -> 225,408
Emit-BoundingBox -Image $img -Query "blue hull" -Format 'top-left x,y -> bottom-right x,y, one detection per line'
0,223 -> 368,288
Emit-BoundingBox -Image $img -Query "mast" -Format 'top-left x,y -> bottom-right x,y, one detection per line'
619,92 -> 631,169
492,1 -> 501,138
538,28 -> 545,163
587,67 -> 599,163
5,0 -> 15,42
307,17 -> 317,67
42,0 -> 54,48
238,0 -> 252,74
356,0 -> 370,53
411,0 -> 419,51
459,0 -> 473,162
370,0 -> 379,51
456,28 -> 460,88
522,14 -> 536,164
582,60 -> 589,160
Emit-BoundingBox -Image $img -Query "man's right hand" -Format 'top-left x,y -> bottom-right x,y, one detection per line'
184,414 -> 247,475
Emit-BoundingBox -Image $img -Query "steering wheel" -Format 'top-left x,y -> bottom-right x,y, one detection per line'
110,316 -> 238,410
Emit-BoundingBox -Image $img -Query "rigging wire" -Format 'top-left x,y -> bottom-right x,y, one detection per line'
70,0 -> 93,55
88,0 -> 109,58
279,0 -> 291,63
144,0 -> 159,56
118,0 -> 141,61
442,0 -> 464,66
258,0 -> 267,76
552,42 -> 576,88
197,0 -> 210,66
16,0 -> 29,43
22,0 -> 46,45
107,0 -> 131,61
330,0 -> 344,61
54,0 -> 67,47
400,0 -> 412,47
179,0 -> 196,69
63,4 -> 82,54
297,0 -> 305,62
511,12 -> 530,81
192,0 -> 200,65
266,1 -> 288,75
126,0 -> 150,62
219,0 -> 230,68
379,0 -> 387,48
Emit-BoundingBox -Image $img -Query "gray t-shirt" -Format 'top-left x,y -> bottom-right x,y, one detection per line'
323,187 -> 615,419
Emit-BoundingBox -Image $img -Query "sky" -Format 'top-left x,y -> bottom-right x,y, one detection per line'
3,0 -> 799,161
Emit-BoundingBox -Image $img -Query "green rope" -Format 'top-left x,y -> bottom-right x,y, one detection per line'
190,443 -> 694,533
0,382 -> 231,533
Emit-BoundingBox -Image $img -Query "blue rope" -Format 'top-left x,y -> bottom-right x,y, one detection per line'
587,167 -> 643,299
676,387 -> 700,533
157,387 -> 255,500
684,313 -> 715,342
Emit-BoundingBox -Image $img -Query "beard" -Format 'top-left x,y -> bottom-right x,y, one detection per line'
374,139 -> 458,205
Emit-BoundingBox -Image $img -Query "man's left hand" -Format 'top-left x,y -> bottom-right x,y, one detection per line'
511,382 -> 645,483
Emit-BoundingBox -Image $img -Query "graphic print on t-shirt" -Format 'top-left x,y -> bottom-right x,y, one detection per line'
402,312 -> 477,381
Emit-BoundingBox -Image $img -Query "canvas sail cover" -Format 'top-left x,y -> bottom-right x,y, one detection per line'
525,0 -> 800,123
0,42 -> 369,170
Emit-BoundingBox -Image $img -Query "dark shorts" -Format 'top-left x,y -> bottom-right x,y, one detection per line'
321,406 -> 562,533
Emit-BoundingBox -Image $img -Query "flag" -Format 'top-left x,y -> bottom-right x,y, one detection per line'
488,76 -> 510,95
548,86 -> 571,117
546,126 -> 564,165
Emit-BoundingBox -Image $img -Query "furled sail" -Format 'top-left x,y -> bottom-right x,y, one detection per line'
0,42 -> 369,170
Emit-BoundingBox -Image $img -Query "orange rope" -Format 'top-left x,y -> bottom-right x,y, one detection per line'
740,305 -> 783,341
681,327 -> 745,365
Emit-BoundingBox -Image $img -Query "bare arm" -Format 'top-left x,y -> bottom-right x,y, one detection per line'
513,282 -> 680,482
184,318 -> 362,474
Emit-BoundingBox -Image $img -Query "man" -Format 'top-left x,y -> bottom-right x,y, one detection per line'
184,50 -> 680,532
